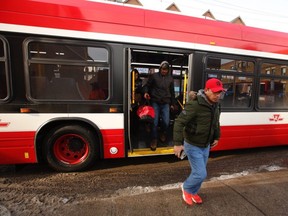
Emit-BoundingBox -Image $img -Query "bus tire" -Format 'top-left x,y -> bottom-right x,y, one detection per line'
43,124 -> 98,172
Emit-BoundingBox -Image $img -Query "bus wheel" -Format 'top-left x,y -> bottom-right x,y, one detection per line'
43,124 -> 98,172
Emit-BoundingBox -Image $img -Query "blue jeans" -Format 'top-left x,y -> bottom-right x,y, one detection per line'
183,141 -> 210,194
151,102 -> 170,139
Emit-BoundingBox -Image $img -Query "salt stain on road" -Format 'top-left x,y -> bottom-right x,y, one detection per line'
211,165 -> 286,181
114,165 -> 286,197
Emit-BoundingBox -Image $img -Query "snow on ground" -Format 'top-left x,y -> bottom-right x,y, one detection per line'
114,165 -> 286,197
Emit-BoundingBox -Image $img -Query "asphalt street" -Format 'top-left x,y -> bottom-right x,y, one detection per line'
54,169 -> 288,216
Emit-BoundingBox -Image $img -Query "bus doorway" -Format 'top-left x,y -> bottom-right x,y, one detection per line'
127,48 -> 191,157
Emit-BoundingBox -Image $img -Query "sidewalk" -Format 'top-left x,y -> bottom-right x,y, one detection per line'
55,169 -> 288,216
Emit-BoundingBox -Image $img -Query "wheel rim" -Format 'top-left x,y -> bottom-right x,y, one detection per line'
53,134 -> 89,165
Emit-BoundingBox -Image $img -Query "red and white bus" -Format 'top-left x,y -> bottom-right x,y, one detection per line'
1,0 -> 288,172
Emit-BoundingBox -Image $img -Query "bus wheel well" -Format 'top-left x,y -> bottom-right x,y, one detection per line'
35,120 -> 102,168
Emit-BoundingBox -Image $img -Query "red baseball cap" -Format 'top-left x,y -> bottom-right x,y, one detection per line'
205,78 -> 224,92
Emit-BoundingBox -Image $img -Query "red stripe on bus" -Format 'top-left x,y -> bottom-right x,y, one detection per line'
0,123 -> 9,127
101,129 -> 125,159
0,128 -> 125,164
213,124 -> 288,151
0,123 -> 287,164
0,131 -> 37,164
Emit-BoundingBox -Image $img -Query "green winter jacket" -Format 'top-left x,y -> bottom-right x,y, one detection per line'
173,92 -> 221,148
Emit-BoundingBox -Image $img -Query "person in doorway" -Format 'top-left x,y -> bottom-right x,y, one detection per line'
143,61 -> 176,151
173,78 -> 224,205
131,69 -> 143,135
132,69 -> 143,105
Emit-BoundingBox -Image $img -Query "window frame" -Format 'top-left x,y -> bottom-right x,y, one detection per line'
256,59 -> 288,110
0,35 -> 11,102
204,54 -> 256,111
23,37 -> 111,102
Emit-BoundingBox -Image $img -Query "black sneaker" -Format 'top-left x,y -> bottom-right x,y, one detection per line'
150,139 -> 157,151
159,133 -> 166,142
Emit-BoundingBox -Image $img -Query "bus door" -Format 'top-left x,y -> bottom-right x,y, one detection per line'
127,48 -> 191,157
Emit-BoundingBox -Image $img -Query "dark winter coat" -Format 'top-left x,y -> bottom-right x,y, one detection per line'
143,72 -> 175,105
173,91 -> 221,148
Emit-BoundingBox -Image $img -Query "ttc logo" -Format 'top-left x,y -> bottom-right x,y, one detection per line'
269,114 -> 283,122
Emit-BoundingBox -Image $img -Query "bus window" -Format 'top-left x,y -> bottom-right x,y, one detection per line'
0,63 -> 7,99
207,57 -> 254,73
0,37 -> 7,99
258,62 -> 288,108
261,63 -> 288,76
221,76 -> 253,108
205,56 -> 255,109
26,40 -> 109,101
258,78 -> 288,108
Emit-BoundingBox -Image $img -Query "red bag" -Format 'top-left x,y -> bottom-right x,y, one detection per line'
137,105 -> 155,123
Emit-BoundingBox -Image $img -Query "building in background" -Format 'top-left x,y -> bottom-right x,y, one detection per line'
105,0 -> 245,25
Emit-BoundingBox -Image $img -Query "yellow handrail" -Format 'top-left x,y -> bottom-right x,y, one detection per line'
183,73 -> 187,106
131,70 -> 135,104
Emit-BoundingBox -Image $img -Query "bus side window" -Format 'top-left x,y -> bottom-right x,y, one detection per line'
0,66 -> 7,99
259,79 -> 287,108
30,76 -> 50,99
0,39 -> 7,99
75,75 -> 90,99
48,77 -> 83,100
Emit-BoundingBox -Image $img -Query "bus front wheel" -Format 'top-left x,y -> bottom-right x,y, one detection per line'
43,124 -> 98,172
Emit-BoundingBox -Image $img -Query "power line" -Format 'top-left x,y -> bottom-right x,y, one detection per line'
203,0 -> 288,19
151,0 -> 288,29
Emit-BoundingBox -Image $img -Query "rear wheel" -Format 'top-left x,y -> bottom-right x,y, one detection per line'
43,124 -> 98,172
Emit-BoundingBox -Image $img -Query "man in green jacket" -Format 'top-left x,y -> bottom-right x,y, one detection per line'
173,78 -> 224,206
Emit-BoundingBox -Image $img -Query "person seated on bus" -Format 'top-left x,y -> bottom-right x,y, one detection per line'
89,82 -> 106,100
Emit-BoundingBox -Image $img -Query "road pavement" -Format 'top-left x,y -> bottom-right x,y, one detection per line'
54,169 -> 288,216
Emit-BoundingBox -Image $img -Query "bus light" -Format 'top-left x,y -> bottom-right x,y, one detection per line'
24,152 -> 29,159
210,41 -> 216,45
20,108 -> 33,113
109,107 -> 118,113
110,147 -> 118,154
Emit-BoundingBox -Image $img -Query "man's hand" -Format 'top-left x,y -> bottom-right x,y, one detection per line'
210,140 -> 219,148
144,93 -> 150,100
174,145 -> 184,158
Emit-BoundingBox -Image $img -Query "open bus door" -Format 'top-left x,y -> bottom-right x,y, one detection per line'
127,48 -> 191,157
126,48 -> 134,155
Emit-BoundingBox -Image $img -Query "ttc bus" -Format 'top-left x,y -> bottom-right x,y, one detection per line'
1,0 -> 288,172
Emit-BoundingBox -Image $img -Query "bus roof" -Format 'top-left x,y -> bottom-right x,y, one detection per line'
1,0 -> 288,56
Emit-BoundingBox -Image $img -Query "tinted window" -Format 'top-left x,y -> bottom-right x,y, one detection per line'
205,56 -> 255,109
27,40 -> 109,101
0,37 -> 8,99
261,63 -> 288,76
258,61 -> 288,109
207,57 -> 254,73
